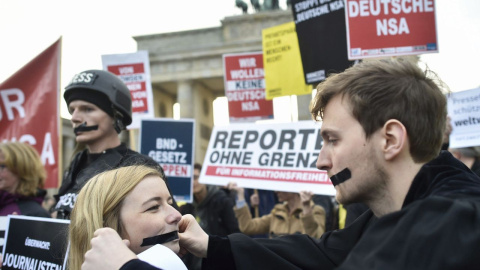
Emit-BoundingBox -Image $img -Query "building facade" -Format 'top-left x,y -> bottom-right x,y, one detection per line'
133,9 -> 305,163
59,10 -> 312,192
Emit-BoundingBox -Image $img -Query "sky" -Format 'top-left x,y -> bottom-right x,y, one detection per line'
0,0 -> 479,119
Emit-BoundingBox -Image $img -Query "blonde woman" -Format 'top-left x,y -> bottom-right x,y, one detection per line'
69,165 -> 182,270
0,142 -> 49,217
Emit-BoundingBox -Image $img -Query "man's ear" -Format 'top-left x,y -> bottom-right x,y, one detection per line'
382,119 -> 407,161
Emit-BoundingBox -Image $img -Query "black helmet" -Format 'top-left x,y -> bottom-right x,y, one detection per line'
64,69 -> 132,127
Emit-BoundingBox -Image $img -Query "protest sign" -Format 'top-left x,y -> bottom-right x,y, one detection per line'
0,38 -> 61,188
345,0 -> 438,59
223,52 -> 274,122
291,0 -> 355,85
262,22 -> 312,100
447,87 -> 480,148
200,121 -> 335,195
102,51 -> 155,129
140,119 -> 195,202
2,216 -> 69,270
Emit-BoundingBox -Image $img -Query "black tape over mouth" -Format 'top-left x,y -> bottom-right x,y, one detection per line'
330,168 -> 351,187
74,122 -> 99,135
140,231 -> 179,247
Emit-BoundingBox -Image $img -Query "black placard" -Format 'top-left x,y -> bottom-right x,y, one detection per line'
2,216 -> 69,270
291,0 -> 356,85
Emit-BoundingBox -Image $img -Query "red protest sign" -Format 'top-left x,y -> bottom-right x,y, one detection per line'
345,0 -> 438,59
106,63 -> 148,113
0,38 -> 61,188
223,52 -> 274,123
102,51 -> 155,129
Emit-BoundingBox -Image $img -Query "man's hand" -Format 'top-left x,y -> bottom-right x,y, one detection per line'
178,214 -> 209,258
82,228 -> 137,270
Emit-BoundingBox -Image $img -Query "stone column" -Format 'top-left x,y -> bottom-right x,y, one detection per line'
177,80 -> 194,118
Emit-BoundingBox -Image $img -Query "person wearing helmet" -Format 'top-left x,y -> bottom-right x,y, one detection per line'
53,69 -> 167,219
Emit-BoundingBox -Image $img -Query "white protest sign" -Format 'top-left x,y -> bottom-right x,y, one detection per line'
0,216 -> 7,252
447,87 -> 480,148
200,121 -> 335,195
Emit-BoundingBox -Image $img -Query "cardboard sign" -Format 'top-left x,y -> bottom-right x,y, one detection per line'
200,121 -> 335,195
140,119 -> 195,203
262,22 -> 313,100
447,87 -> 480,148
291,0 -> 355,85
102,51 -> 155,129
1,216 -> 70,270
0,38 -> 61,188
345,0 -> 438,59
223,52 -> 274,122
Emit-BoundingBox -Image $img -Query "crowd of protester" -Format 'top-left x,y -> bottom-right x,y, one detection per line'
2,58 -> 480,270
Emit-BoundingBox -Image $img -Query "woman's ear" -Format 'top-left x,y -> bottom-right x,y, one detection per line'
382,119 -> 407,161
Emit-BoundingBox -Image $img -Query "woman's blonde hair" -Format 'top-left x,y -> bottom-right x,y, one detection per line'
68,165 -> 164,270
0,142 -> 46,196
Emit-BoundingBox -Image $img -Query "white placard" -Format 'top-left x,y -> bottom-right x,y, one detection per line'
447,87 -> 480,148
200,121 -> 335,195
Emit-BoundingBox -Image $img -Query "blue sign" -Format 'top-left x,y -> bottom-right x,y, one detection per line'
140,119 -> 195,203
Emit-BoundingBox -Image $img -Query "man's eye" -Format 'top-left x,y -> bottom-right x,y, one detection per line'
327,138 -> 337,144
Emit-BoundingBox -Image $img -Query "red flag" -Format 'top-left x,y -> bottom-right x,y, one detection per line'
0,38 -> 61,188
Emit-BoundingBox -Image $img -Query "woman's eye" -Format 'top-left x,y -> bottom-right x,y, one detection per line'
146,205 -> 160,212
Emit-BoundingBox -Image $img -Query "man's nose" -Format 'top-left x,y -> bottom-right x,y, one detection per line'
70,109 -> 82,123
316,148 -> 332,171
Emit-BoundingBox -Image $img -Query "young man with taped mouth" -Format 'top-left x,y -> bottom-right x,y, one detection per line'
53,69 -> 168,219
69,165 -> 183,270
82,58 -> 480,270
